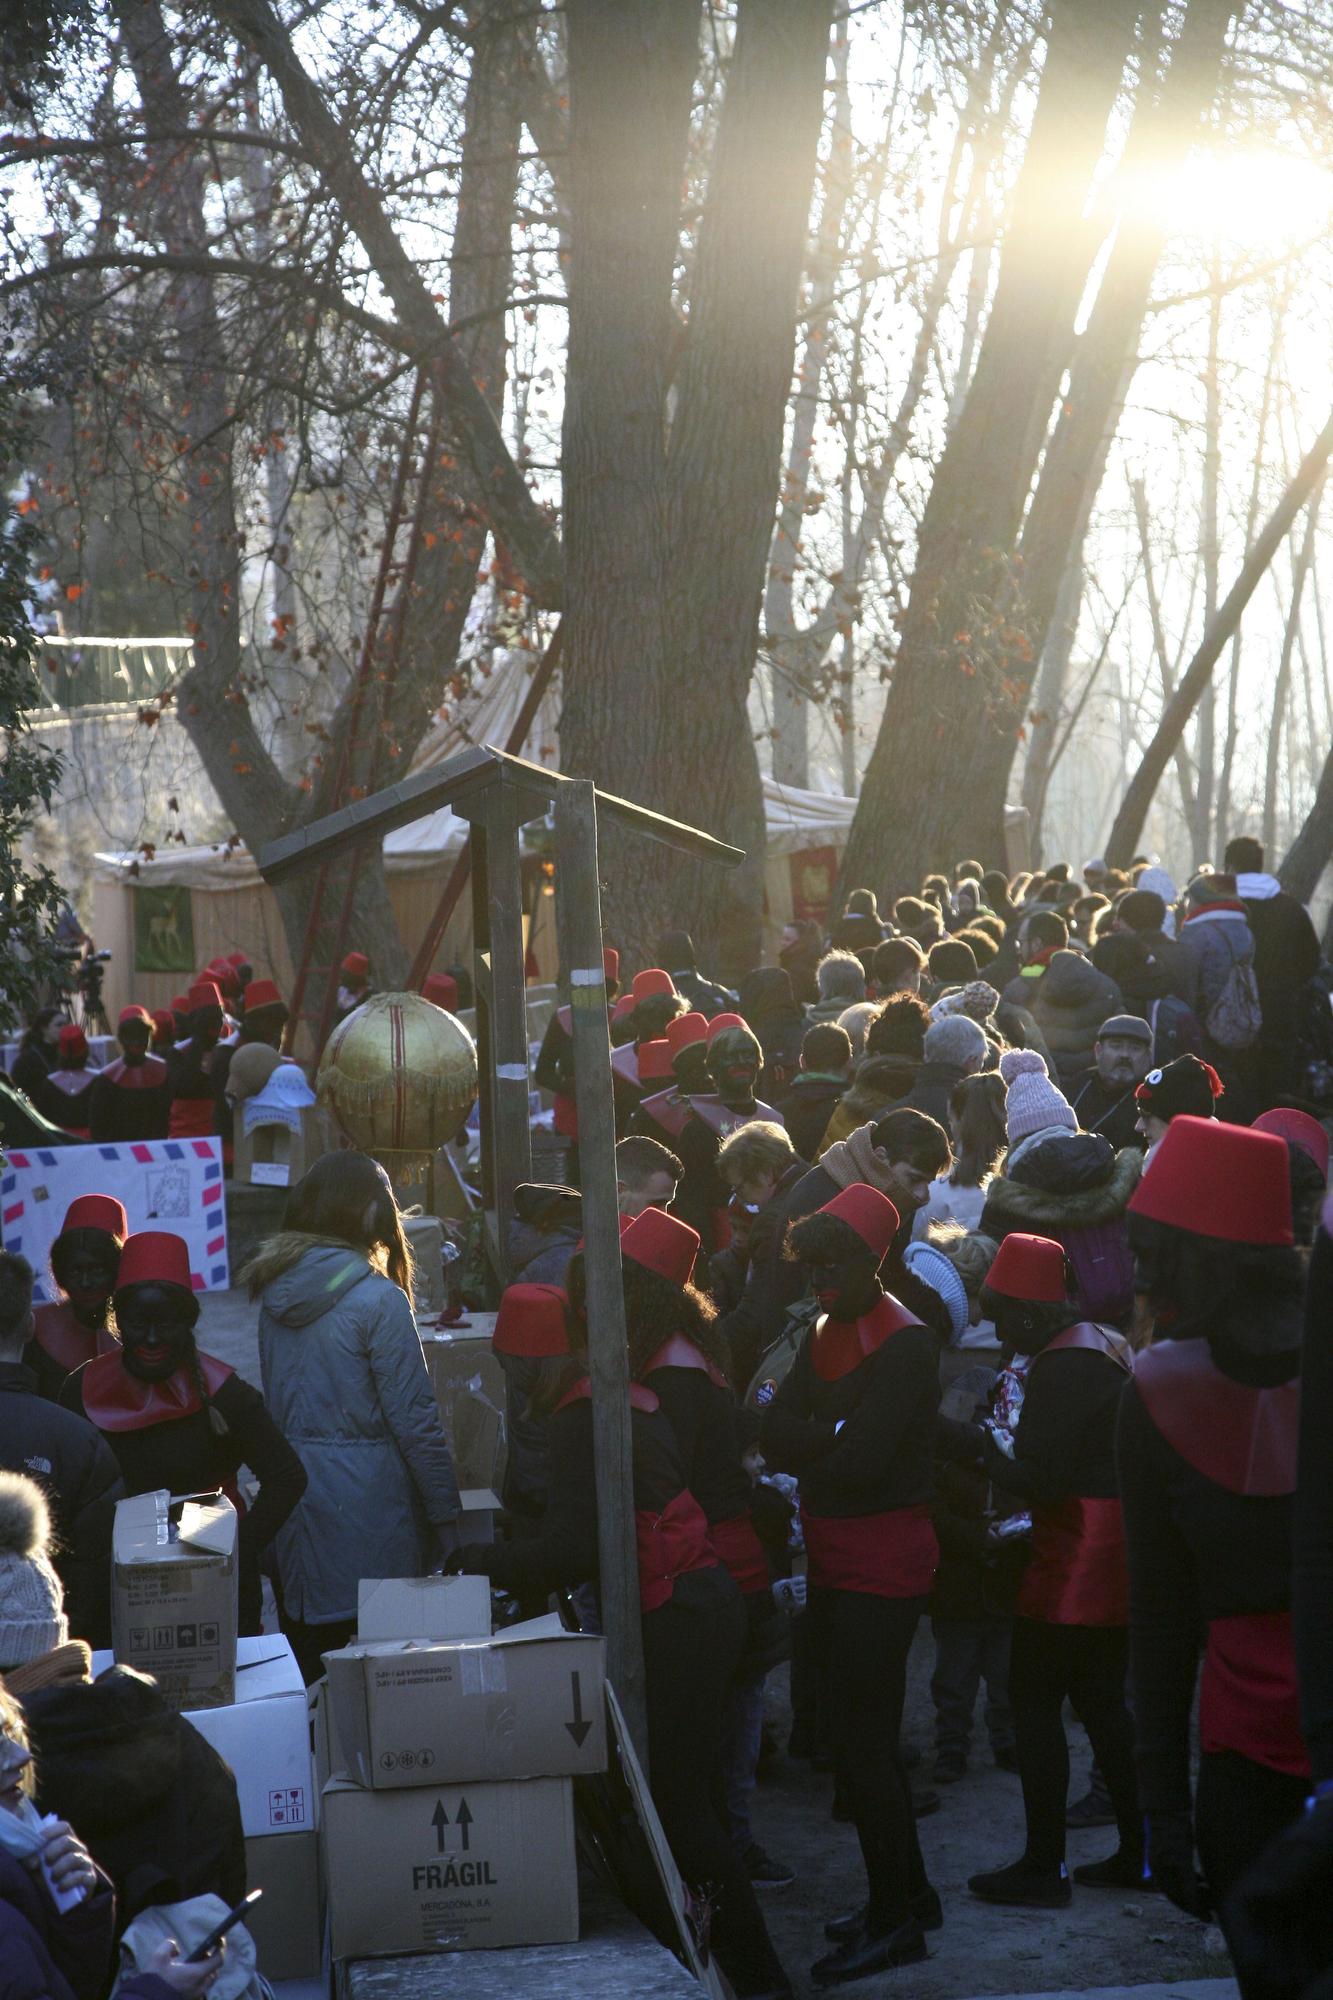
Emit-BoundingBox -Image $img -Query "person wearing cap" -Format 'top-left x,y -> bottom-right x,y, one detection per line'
454,1254 -> 792,2000
490,1279 -> 572,1528
1134,1056 -> 1223,1169
533,948 -> 621,1181
148,1009 -> 176,1056
208,978 -> 289,1163
1253,1108 -> 1329,1249
657,928 -> 738,1020
165,982 -> 226,1143
0,1258 -> 124,1649
26,1196 -> 127,1402
980,1050 -> 1141,1327
421,972 -> 459,1013
759,1185 -> 941,1983
61,1232 -> 306,1636
610,1207 -> 794,1889
1068,1014 -> 1157,1154
628,1013 -> 709,1144
965,1233 -> 1139,1909
610,974 -> 688,1131
334,950 -> 372,1023
86,1008 -> 169,1145
1121,1118 -> 1307,1957
675,1018 -> 785,1258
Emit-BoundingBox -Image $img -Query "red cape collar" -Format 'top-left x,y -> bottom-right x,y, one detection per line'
33,1302 -> 118,1376
1034,1322 -> 1133,1374
639,1333 -> 729,1390
103,1055 -> 168,1089
80,1348 -> 234,1430
812,1293 -> 922,1383
555,1376 -> 660,1416
1135,1337 -> 1298,1496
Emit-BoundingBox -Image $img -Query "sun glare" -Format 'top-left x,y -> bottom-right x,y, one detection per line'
1142,147 -> 1333,249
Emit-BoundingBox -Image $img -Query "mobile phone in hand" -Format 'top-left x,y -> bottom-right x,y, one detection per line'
185,1889 -> 263,1962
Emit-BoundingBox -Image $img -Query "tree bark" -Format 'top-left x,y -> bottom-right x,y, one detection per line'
1262,486 -> 1322,853
838,0 -> 1140,898
1280,735 -> 1333,906
1106,406 -> 1333,867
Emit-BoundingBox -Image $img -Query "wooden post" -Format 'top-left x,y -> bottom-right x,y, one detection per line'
463,792 -> 533,1275
554,779 -> 648,1767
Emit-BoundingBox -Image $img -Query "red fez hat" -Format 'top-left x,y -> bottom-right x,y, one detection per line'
188,981 -> 223,1013
631,969 -> 676,1004
666,1013 -> 708,1058
243,978 -> 286,1015
603,948 -> 620,985
1254,1108 -> 1330,1182
170,994 -> 191,1018
705,1012 -> 746,1044
622,1207 -> 700,1288
226,951 -> 250,970
636,1039 -> 673,1084
205,959 -> 240,999
58,1024 -> 87,1062
116,1230 -> 193,1292
817,1185 -> 900,1261
150,1010 -> 175,1042
342,952 -> 370,979
1129,1114 -> 1293,1247
492,1283 -> 570,1360
611,993 -> 636,1024
985,1232 -> 1069,1303
422,973 -> 459,1011
119,1005 -> 153,1030
61,1194 -> 127,1241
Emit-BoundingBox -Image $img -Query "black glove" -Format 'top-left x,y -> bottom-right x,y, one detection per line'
1146,1808 -> 1212,1920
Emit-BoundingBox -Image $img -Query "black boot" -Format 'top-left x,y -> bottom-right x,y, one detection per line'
824,1889 -> 942,1946
968,1857 -> 1071,1908
1073,1849 -> 1156,1891
811,1919 -> 929,1987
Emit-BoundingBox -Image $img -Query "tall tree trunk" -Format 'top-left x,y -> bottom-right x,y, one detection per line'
1106,406 -> 1333,866
1132,474 -> 1198,826
945,0 -> 1238,848
839,0 -> 1139,897
1280,737 -> 1333,905
1262,486 -> 1322,852
1020,555 -> 1082,860
1193,257 -> 1222,861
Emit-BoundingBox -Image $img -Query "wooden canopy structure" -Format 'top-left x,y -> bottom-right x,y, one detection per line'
258,745 -> 743,1761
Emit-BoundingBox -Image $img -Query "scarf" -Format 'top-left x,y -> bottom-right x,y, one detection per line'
1184,900 -> 1248,922
0,1794 -> 49,1865
3,1642 -> 92,1698
818,1121 -> 901,1196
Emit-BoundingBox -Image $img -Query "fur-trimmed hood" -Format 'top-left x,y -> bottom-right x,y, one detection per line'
982,1145 -> 1142,1230
243,1231 -> 375,1322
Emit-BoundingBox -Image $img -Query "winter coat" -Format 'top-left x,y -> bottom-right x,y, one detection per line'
900,1059 -> 972,1130
912,1178 -> 988,1239
737,969 -> 808,1100
1178,907 -> 1256,1024
1092,928 -> 1197,1014
0,1851 -> 128,2000
506,1218 -> 580,1288
23,1665 -> 246,1927
1236,872 -> 1323,1095
253,1234 -> 461,1623
714,1157 -> 810,1392
980,1135 -> 1142,1326
1026,951 -> 1124,1088
0,1364 -> 124,1647
668,968 -> 738,1020
815,1061 -> 915,1159
776,1073 -> 847,1162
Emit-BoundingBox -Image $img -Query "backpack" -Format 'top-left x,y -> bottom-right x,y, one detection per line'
1149,995 -> 1204,1067
1205,931 -> 1263,1051
1297,965 -> 1333,1103
1059,1221 -> 1135,1328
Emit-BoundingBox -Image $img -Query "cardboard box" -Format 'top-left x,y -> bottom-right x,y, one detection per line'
321,1775 -> 577,1959
324,1617 -> 606,1788
458,1486 -> 503,1547
421,1323 -> 508,1493
244,1829 -> 322,1980
403,1213 -> 445,1312
232,1105 -> 325,1187
357,1573 -> 490,1644
111,1491 -> 238,1709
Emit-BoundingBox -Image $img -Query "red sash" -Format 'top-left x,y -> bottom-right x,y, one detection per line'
32,1302 -> 118,1377
636,1491 -> 719,1613
710,1511 -> 771,1595
1135,1339 -> 1298,1496
80,1349 -> 234,1431
641,1334 -> 729,1391
801,1503 -> 938,1599
168,1096 -> 216,1140
811,1294 -> 922,1384
1017,1496 -> 1128,1626
1200,1612 -> 1308,1776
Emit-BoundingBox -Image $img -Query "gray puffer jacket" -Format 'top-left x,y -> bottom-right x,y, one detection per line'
1030,951 -> 1124,1088
253,1233 -> 460,1623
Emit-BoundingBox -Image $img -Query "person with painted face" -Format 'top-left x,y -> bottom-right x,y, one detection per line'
675,1017 -> 785,1258
165,984 -> 226,1142
452,1253 -> 793,2000
61,1232 -> 306,1636
1133,1055 -> 1223,1170
966,1233 -> 1139,1909
87,1010 -> 169,1146
760,1187 -> 941,1987
26,1198 -> 126,1404
1120,1119 -> 1308,1968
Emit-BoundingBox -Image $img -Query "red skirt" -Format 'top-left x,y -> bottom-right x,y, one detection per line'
1200,1611 -> 1309,1778
1017,1496 -> 1128,1627
802,1503 -> 938,1599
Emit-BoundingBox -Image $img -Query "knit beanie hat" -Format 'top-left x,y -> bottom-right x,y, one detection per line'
1135,1055 -> 1223,1125
999,1048 -> 1078,1146
0,1473 -> 68,1670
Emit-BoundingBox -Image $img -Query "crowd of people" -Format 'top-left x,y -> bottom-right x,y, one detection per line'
3,844 -> 1333,1999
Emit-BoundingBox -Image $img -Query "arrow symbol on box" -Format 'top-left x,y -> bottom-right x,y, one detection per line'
431,1801 -> 448,1852
456,1799 -> 472,1852
566,1670 -> 592,1748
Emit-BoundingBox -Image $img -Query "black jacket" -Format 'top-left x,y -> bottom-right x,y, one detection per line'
1093,928 -> 1197,1014
668,968 -> 738,1020
1068,1069 -> 1145,1154
0,1363 -> 123,1646
777,1074 -> 846,1162
714,1157 -> 811,1390
900,1059 -> 971,1130
981,1344 -> 1127,1505
1297,1227 -> 1333,1781
1238,882 -> 1323,1094
23,1667 -> 247,1927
